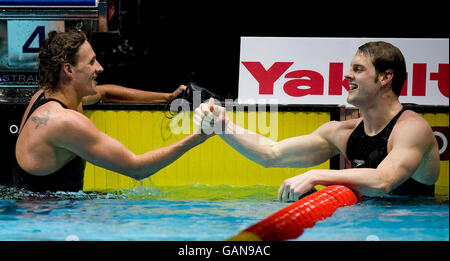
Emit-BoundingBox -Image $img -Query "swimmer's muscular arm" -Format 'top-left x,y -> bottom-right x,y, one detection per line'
279,117 -> 437,199
53,110 -> 207,180
219,119 -> 340,168
82,84 -> 185,105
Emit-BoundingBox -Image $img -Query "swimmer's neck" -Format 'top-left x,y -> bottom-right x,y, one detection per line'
44,84 -> 84,111
358,99 -> 403,136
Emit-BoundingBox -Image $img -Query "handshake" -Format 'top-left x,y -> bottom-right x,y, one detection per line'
193,98 -> 229,135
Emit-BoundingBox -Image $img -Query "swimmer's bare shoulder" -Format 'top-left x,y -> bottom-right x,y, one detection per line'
50,108 -> 141,174
388,110 -> 440,184
50,108 -> 100,148
15,103 -> 81,174
17,99 -> 71,143
390,110 -> 438,151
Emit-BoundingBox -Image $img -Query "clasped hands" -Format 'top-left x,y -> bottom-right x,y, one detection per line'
194,98 -> 229,135
194,98 -> 317,202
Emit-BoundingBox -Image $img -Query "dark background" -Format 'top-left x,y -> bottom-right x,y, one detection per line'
91,1 -> 449,100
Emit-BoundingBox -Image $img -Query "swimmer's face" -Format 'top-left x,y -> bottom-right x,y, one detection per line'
71,41 -> 104,96
344,52 -> 381,107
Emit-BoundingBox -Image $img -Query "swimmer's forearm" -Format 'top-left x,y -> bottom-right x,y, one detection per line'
100,84 -> 172,104
218,121 -> 332,168
130,133 -> 207,179
218,122 -> 279,167
312,168 -> 392,197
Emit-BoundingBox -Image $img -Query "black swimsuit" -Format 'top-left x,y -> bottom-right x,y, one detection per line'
346,108 -> 434,196
13,92 -> 85,193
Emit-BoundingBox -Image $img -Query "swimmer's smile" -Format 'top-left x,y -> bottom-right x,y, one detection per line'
349,83 -> 358,91
91,74 -> 98,85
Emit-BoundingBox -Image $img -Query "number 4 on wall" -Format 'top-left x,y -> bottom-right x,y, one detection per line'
22,26 -> 45,53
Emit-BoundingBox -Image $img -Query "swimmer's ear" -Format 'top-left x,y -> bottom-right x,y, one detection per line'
63,63 -> 73,78
379,69 -> 394,87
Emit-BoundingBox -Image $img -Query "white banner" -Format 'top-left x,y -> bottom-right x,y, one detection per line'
238,37 -> 449,106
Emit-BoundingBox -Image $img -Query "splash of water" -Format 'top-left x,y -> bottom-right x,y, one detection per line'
0,182 -> 279,201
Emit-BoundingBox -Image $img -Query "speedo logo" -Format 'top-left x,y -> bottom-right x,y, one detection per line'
354,159 -> 365,167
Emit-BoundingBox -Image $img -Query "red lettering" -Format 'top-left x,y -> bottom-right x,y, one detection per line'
328,62 -> 349,95
430,64 -> 449,98
242,61 -> 449,100
412,63 -> 427,96
283,70 -> 324,97
400,72 -> 408,96
242,62 -> 293,95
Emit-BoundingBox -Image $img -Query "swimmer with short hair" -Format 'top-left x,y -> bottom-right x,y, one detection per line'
14,30 -> 210,193
195,41 -> 440,201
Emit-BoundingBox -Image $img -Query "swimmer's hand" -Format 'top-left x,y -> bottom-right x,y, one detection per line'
170,85 -> 188,101
194,98 -> 228,135
278,170 -> 317,202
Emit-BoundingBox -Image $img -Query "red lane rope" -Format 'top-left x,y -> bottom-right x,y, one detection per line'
228,185 -> 362,241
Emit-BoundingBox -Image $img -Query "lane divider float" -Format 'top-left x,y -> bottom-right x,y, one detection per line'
228,185 -> 361,241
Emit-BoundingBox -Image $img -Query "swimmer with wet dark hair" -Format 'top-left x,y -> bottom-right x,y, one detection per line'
14,30 -> 211,193
195,41 -> 440,201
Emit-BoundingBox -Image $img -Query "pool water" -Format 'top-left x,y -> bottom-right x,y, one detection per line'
298,196 -> 449,241
0,184 -> 448,241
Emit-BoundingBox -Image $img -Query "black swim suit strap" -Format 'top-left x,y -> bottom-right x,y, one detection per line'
22,92 -> 69,128
391,107 -> 406,123
381,107 -> 406,133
